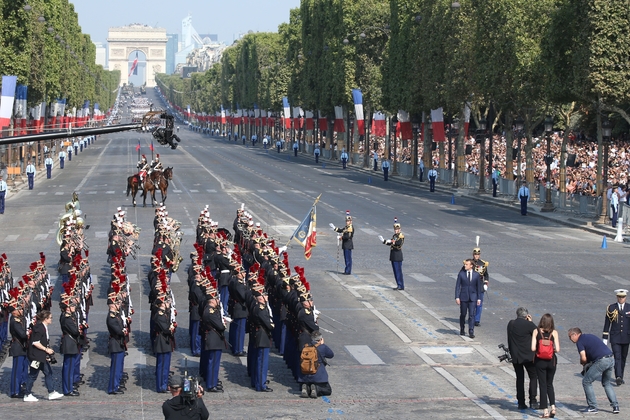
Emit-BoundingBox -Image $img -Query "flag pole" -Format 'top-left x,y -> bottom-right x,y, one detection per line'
284,193 -> 322,248
137,141 -> 140,164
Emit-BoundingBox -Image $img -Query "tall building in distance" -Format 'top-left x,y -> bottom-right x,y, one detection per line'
174,15 -> 225,75
166,33 -> 178,74
94,42 -> 107,68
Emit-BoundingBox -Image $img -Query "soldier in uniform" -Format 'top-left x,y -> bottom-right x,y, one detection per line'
59,295 -> 81,396
201,288 -> 226,392
106,299 -> 126,395
153,295 -> 175,393
45,155 -> 53,179
379,218 -> 404,290
603,289 -> 630,386
250,282 -> 274,392
137,155 -> 149,189
470,247 -> 489,326
9,298 -> 28,398
330,211 -> 354,275
58,149 -> 66,169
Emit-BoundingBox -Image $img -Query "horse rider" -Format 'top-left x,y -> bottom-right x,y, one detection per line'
137,155 -> 149,190
150,154 -> 163,176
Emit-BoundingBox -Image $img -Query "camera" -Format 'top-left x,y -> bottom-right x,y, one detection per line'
497,344 -> 512,363
47,354 -> 58,365
181,376 -> 202,401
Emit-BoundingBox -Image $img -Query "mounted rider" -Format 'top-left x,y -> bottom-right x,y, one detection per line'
137,155 -> 149,190
149,154 -> 164,176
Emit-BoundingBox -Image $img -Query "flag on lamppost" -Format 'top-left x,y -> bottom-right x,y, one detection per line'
0,75 -> 17,130
289,194 -> 322,260
352,89 -> 365,135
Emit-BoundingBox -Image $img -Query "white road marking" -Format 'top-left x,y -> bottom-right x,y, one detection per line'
555,233 -> 584,241
206,189 -> 217,193
415,229 -> 437,237
345,345 -> 385,365
55,192 -> 65,195
362,301 -> 412,343
189,189 -> 199,193
128,274 -> 139,283
360,228 -> 379,235
602,275 -> 630,286
106,191 -> 115,194
444,229 -> 464,236
257,190 -> 267,193
471,230 -> 496,239
4,235 -> 19,242
501,231 -> 524,239
563,274 -> 596,285
492,273 -> 516,283
410,273 -> 435,283
528,232 -> 552,239
37,192 -> 47,195
34,234 -> 48,241
524,274 -> 556,284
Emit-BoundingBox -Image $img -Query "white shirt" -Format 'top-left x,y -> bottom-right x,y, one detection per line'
26,164 -> 36,174
611,192 -> 619,210
45,157 -> 53,166
428,169 -> 438,178
0,180 -> 7,192
59,151 -> 66,158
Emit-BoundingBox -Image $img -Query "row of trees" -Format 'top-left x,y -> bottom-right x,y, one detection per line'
157,0 -> 630,194
0,0 -> 119,111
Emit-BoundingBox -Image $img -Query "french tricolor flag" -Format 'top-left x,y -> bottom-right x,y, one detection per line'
129,52 -> 139,77
0,76 -> 17,130
463,103 -> 471,136
397,110 -> 412,140
431,107 -> 446,142
352,89 -> 365,135
14,84 -> 28,135
283,97 -> 291,129
305,110 -> 314,130
334,106 -> 345,133
372,112 -> 386,137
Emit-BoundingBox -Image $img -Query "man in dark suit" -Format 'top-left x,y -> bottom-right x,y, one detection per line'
455,259 -> 482,338
507,307 -> 539,410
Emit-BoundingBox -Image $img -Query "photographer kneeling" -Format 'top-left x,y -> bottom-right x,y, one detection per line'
299,331 -> 335,398
162,375 -> 209,420
24,310 -> 64,402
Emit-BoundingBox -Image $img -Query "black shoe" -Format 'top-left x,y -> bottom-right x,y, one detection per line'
460,330 -> 465,335
392,287 -> 400,290
109,390 -> 124,395
74,380 -> 85,386
517,404 -> 528,410
469,332 -> 475,339
613,405 -> 620,414
10,394 -> 24,399
157,390 -> 168,394
474,322 -> 480,326
208,387 -> 224,393
616,377 -> 623,386
530,402 -> 539,410
260,388 -> 273,392
64,391 -> 80,397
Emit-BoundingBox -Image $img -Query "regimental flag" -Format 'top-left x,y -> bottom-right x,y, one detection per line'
136,141 -> 141,151
282,97 -> 291,129
352,89 -> 365,135
334,106 -> 345,132
290,194 -> 322,260
0,75 -> 17,130
372,112 -> 386,137
150,141 -> 154,151
431,107 -> 446,142
129,52 -> 139,77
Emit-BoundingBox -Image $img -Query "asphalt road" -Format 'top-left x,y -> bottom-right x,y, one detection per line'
0,90 -> 628,419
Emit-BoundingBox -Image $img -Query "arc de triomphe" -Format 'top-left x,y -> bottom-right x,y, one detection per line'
107,24 -> 167,87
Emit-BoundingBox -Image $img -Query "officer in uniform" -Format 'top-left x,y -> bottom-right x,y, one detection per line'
314,144 -> 320,164
428,166 -> 438,192
137,155 -> 149,189
330,211 -> 354,275
45,155 -> 53,179
67,143 -> 72,161
518,181 -> 530,215
379,218 -> 404,290
153,296 -> 174,393
0,174 -> 7,214
106,299 -> 126,395
25,160 -> 36,190
603,289 -> 630,385
251,283 -> 274,392
469,247 -> 489,326
381,158 -> 390,181
340,148 -> 349,169
59,296 -> 81,396
59,149 -> 66,169
9,300 -> 28,398
201,289 -> 226,392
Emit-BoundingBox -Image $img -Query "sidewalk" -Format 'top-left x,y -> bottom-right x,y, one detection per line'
296,148 -> 626,243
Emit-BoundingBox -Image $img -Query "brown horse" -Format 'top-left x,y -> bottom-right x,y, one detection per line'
142,167 -> 173,207
126,173 -> 143,207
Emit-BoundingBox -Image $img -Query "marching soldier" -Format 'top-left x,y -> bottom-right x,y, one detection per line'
603,289 -> 630,386
250,282 -> 274,392
59,295 -> 81,396
379,218 -> 405,290
153,295 -> 174,393
201,288 -> 226,392
330,210 -> 354,275
45,155 -> 53,179
9,298 -> 28,398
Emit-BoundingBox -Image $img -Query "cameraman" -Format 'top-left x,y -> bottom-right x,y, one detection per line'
162,375 -> 209,420
507,307 -> 538,410
24,311 -> 64,402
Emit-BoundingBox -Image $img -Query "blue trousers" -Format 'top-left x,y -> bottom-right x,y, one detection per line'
108,351 -> 124,393
0,191 -> 5,213
155,351 -> 172,392
73,348 -> 81,383
612,206 -> 618,228
189,318 -> 201,356
219,285 -> 230,316
26,362 -> 54,394
80,144 -> 83,152
255,347 -> 270,391
315,154 -> 319,163
59,158 -> 64,169
62,353 -> 79,394
74,146 -> 78,155
11,355 -> 28,395
68,151 -> 72,161
229,318 -> 246,355
475,292 -> 485,323
383,167 -> 389,181
374,160 -> 378,170
342,158 -> 347,169
429,176 -> 436,192
46,165 -> 52,178
391,261 -> 404,289
520,196 -> 528,215
200,349 -> 209,383
460,300 -> 476,333
27,173 -> 34,189
205,349 -> 222,388
492,179 -> 498,197
0,320 -> 6,345
343,249 -> 352,274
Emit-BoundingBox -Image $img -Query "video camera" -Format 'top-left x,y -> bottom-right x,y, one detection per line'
180,357 -> 203,402
497,343 -> 512,363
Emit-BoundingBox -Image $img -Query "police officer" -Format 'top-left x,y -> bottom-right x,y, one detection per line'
340,148 -> 349,169
492,168 -> 500,197
518,181 -> 530,215
419,159 -> 425,182
58,149 -> 66,169
330,211 -> 354,275
45,155 -> 53,179
428,166 -> 438,192
379,218 -> 404,290
314,144 -> 320,164
0,174 -> 7,214
293,140 -> 299,157
381,158 -> 390,181
603,289 -> 630,385
25,160 -> 36,190
67,143 -> 72,161
470,247 -> 489,326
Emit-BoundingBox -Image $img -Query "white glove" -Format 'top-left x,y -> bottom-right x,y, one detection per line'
223,315 -> 233,324
603,339 -> 608,346
278,246 -> 287,254
378,235 -> 384,243
329,223 -> 336,230
385,240 -> 392,245
337,236 -> 342,241
483,284 -> 488,291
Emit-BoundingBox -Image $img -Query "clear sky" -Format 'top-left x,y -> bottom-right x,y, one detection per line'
70,0 -> 300,45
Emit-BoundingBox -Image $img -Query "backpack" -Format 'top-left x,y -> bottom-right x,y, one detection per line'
300,343 -> 320,375
535,328 -> 555,360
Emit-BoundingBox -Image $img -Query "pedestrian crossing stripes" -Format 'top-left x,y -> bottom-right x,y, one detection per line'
523,274 -> 556,284
37,192 -> 47,195
501,231 -> 524,239
189,189 -> 199,193
444,229 -> 464,237
410,273 -> 435,283
563,274 -> 596,285
55,192 -> 64,195
4,235 -> 18,241
556,233 -> 584,241
345,345 -> 385,365
528,232 -> 551,239
601,275 -> 630,286
360,228 -> 379,235
415,229 -> 437,236
491,273 -> 516,284
34,234 -> 48,241
206,189 -> 217,193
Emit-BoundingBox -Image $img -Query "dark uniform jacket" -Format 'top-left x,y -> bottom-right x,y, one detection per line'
58,244 -> 73,274
251,301 -> 274,348
59,312 -> 80,355
604,302 -> 630,344
389,233 -> 404,262
27,322 -> 50,364
188,283 -> 205,322
107,310 -> 126,353
153,309 -> 174,353
297,305 -> 319,349
334,225 -> 354,250
507,317 -> 537,364
228,277 -> 249,319
201,304 -> 226,350
9,315 -> 28,357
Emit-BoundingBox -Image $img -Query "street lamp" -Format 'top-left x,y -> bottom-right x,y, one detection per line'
540,115 -> 555,212
451,119 -> 459,187
476,118 -> 487,193
514,116 -> 525,188
599,117 -> 613,223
